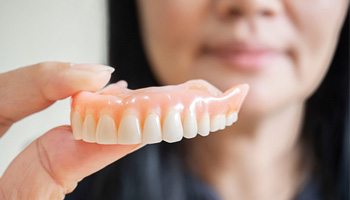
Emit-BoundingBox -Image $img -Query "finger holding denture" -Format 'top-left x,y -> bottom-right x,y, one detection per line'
71,79 -> 249,144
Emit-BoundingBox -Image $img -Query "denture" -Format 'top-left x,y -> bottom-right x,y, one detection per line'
71,80 -> 249,144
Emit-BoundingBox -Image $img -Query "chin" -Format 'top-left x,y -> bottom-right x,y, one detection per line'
243,90 -> 305,125
239,95 -> 269,120
239,98 -> 273,120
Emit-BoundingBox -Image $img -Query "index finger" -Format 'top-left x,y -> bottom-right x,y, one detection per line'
0,62 -> 114,136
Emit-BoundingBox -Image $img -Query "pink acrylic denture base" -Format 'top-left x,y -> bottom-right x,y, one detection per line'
71,80 -> 249,127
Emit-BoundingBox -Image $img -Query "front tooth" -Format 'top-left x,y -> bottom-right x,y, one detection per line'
198,113 -> 210,136
162,109 -> 183,143
71,111 -> 83,140
82,114 -> 96,143
183,111 -> 198,139
118,109 -> 142,144
96,115 -> 117,144
143,113 -> 162,144
226,112 -> 238,126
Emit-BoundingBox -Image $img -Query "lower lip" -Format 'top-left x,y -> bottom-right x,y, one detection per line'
208,50 -> 284,71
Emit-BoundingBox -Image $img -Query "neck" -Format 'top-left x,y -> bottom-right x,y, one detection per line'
185,103 -> 306,200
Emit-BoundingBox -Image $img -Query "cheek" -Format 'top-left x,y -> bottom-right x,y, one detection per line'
286,0 -> 348,99
138,1 -> 209,85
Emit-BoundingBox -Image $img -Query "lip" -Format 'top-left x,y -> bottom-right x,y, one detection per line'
203,42 -> 287,71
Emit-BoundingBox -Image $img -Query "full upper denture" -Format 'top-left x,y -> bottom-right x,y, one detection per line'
70,79 -> 249,144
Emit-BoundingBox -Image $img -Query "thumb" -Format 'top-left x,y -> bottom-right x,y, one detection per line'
0,126 -> 142,199
0,62 -> 114,136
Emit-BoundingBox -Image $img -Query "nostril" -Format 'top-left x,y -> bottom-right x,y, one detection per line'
228,8 -> 243,18
260,10 -> 275,18
214,0 -> 282,20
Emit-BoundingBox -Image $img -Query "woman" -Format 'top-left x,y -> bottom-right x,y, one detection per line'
0,0 -> 348,199
70,1 -> 349,199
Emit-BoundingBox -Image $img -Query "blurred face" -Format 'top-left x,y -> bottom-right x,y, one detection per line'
137,0 -> 348,118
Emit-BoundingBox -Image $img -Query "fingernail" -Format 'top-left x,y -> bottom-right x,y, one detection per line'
70,63 -> 115,74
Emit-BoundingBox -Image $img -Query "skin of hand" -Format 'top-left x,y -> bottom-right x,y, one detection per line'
0,62 -> 143,199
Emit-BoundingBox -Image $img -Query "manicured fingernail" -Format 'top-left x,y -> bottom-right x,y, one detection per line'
70,63 -> 115,74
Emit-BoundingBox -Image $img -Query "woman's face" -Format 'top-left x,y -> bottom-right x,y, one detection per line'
137,0 -> 348,118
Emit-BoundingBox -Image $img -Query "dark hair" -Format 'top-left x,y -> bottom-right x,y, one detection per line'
301,9 -> 349,199
66,1 -> 349,200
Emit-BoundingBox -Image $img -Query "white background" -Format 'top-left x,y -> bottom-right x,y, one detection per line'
0,0 -> 108,175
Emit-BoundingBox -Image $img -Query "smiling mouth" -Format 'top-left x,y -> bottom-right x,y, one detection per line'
203,42 -> 288,72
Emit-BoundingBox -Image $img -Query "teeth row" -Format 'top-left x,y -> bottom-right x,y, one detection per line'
72,110 -> 238,144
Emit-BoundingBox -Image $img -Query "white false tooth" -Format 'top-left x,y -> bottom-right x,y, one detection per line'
71,111 -> 83,140
218,114 -> 226,130
82,114 -> 96,143
226,112 -> 238,126
162,109 -> 183,143
118,110 -> 142,144
198,113 -> 210,136
96,115 -> 117,144
210,115 -> 221,132
142,113 -> 162,144
210,114 -> 225,131
183,111 -> 198,139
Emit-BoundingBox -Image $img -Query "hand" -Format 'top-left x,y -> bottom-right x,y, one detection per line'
0,62 -> 142,199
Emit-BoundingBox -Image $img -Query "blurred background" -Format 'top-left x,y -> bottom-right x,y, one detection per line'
0,0 -> 108,175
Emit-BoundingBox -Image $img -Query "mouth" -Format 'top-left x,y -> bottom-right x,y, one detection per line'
202,41 -> 288,72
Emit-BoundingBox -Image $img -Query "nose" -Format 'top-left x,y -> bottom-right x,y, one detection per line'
214,0 -> 282,20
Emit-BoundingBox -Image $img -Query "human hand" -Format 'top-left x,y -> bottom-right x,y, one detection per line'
0,62 -> 142,199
